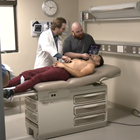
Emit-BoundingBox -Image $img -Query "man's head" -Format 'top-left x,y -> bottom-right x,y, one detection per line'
51,17 -> 66,35
71,22 -> 84,39
90,55 -> 104,68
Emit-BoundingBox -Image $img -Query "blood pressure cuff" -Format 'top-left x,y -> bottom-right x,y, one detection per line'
54,53 -> 62,60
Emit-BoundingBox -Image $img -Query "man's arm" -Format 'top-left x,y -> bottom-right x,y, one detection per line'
64,52 -> 90,60
53,62 -> 95,77
63,36 -> 90,60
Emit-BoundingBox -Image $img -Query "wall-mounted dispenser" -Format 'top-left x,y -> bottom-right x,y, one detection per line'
89,1 -> 140,21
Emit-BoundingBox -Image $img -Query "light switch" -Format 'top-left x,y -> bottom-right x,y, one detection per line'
117,45 -> 123,53
102,45 -> 105,51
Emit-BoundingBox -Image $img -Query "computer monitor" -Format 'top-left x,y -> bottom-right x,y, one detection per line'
88,44 -> 101,55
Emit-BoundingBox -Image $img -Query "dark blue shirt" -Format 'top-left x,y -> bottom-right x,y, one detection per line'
51,30 -> 62,59
51,31 -> 58,51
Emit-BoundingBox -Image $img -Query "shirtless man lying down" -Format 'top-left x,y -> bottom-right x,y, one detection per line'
3,55 -> 104,100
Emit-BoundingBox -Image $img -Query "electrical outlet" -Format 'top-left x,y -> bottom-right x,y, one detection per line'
102,45 -> 105,51
138,48 -> 140,54
108,45 -> 111,51
132,47 -> 136,53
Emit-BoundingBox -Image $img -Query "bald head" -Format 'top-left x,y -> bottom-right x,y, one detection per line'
71,22 -> 84,39
71,22 -> 82,31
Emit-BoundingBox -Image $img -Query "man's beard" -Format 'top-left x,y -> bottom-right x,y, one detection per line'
73,33 -> 84,39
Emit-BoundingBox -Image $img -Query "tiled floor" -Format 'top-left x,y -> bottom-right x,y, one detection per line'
4,103 -> 140,140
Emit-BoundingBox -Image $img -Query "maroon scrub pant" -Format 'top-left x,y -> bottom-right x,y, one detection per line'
6,66 -> 71,94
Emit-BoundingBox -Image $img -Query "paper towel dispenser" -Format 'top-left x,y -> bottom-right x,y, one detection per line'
89,1 -> 140,20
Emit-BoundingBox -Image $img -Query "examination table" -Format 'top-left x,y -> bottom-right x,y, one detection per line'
24,64 -> 121,140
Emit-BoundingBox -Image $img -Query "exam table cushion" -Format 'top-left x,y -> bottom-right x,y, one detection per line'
34,64 -> 121,91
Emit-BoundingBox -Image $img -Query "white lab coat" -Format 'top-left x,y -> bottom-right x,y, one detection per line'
34,29 -> 63,69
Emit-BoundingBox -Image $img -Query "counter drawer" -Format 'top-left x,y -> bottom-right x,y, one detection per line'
74,102 -> 106,116
74,113 -> 106,126
25,108 -> 38,124
25,97 -> 38,112
74,92 -> 105,104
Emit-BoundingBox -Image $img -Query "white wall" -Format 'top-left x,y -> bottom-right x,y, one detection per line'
79,0 -> 140,110
1,0 -> 78,75
1,0 -> 140,110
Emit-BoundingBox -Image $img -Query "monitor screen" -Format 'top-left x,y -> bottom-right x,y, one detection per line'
88,44 -> 101,55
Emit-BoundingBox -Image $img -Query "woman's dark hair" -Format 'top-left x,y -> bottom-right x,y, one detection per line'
51,17 -> 66,30
96,55 -> 104,68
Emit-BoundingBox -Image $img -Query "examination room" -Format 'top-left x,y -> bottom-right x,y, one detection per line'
0,0 -> 140,140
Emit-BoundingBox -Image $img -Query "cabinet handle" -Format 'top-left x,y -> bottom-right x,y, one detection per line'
82,92 -> 105,98
77,114 -> 104,119
82,103 -> 105,109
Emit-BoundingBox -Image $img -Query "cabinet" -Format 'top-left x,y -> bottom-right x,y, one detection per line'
25,83 -> 107,140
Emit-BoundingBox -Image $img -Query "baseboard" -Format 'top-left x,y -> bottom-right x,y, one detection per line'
108,101 -> 132,111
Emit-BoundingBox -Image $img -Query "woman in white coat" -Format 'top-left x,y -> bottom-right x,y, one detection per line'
34,17 -> 71,69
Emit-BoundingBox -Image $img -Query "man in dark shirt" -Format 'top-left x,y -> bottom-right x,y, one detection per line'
3,55 -> 104,100
63,22 -> 96,60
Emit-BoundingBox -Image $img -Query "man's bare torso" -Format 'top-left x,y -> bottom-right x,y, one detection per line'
64,59 -> 94,70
